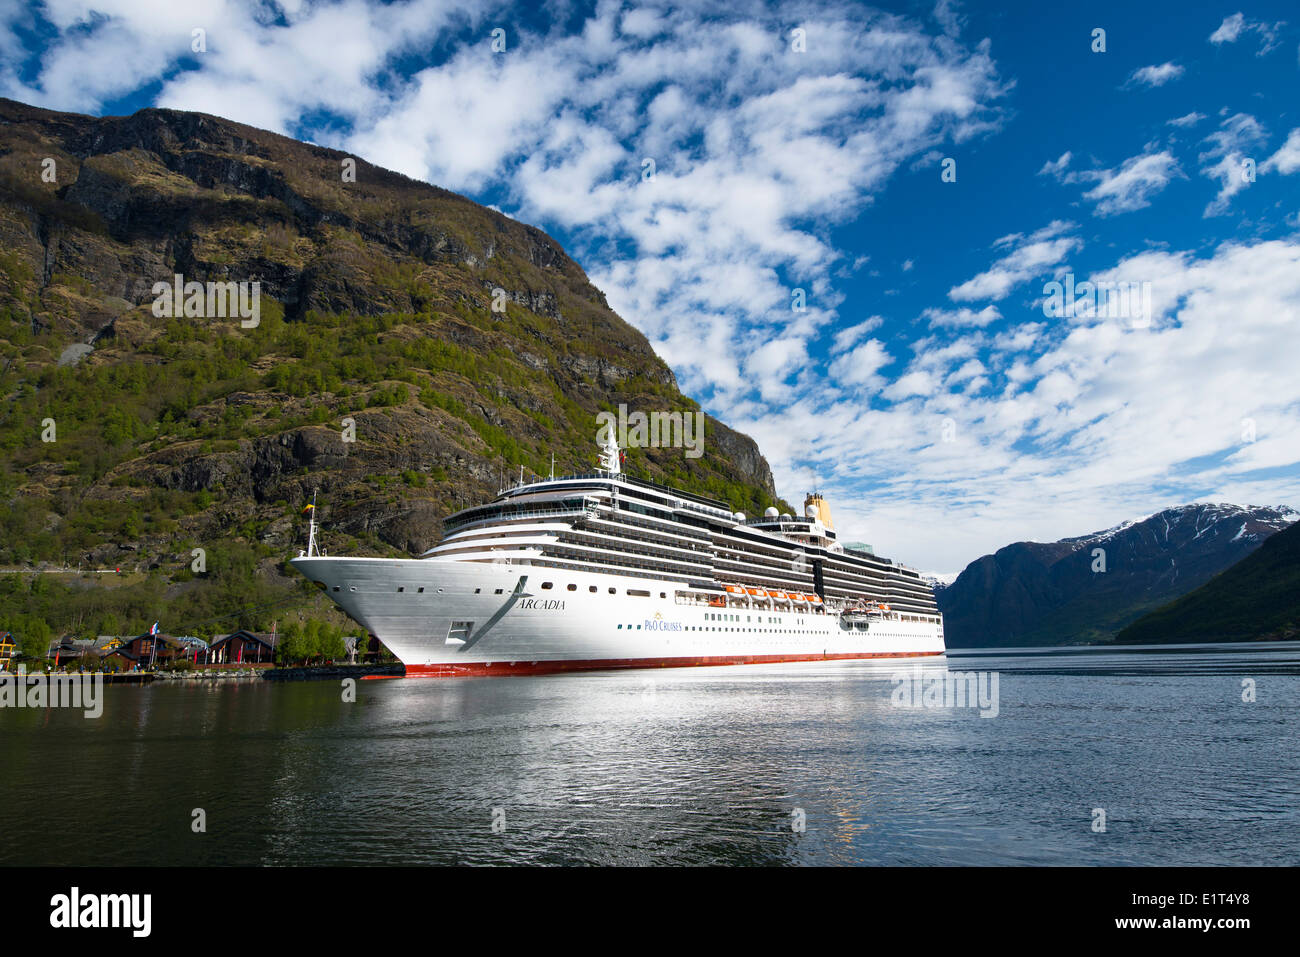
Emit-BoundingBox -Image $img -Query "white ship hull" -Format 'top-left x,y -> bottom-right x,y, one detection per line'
292,555 -> 945,677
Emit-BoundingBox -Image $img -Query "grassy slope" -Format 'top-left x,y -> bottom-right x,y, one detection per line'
1116,522 -> 1300,643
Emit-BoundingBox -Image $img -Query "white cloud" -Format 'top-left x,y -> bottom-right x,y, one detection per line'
1080,150 -> 1182,216
1167,111 -> 1206,128
948,220 -> 1081,301
1262,128 -> 1300,175
1038,151 -> 1071,179
1199,112 -> 1267,216
1210,12 -> 1247,44
754,238 -> 1300,571
1208,12 -> 1285,54
1126,62 -> 1184,87
828,338 -> 893,389
1,0 -> 485,127
832,317 -> 885,353
933,0 -> 965,37
921,305 -> 1001,327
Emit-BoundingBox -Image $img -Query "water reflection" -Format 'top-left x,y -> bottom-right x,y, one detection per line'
2,644 -> 1297,866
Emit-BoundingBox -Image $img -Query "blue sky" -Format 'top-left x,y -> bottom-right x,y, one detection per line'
3,0 -> 1299,574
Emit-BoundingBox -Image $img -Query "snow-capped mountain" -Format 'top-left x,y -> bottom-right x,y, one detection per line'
936,504 -> 1297,648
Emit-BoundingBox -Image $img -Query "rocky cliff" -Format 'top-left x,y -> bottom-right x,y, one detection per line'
0,98 -> 784,636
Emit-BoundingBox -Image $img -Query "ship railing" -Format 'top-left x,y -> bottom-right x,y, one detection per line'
499,471 -> 734,513
443,504 -> 596,533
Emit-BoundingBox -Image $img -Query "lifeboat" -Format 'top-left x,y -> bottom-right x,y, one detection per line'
725,585 -> 745,595
809,595 -> 822,604
746,588 -> 765,597
770,591 -> 787,600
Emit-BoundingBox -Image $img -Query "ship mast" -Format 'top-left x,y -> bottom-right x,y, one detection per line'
302,490 -> 319,558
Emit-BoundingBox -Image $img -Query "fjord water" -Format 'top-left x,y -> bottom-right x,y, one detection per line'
2,643 -> 1297,866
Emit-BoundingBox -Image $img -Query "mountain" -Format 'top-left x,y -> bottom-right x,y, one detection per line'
0,97 -> 789,642
935,504 -> 1297,647
1116,519 -> 1300,644
923,572 -> 958,593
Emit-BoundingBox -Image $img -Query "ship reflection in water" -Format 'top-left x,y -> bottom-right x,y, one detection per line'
2,643 -> 1298,866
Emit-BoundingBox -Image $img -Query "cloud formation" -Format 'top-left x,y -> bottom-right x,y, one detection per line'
1126,62 -> 1185,87
948,221 -> 1081,302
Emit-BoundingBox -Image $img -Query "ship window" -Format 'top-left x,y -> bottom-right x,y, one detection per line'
589,586 -> 597,593
628,589 -> 650,597
494,588 -> 503,595
567,583 -> 577,591
332,586 -> 339,592
541,582 -> 553,590
660,592 -> 667,598
617,624 -> 622,629
397,587 -> 404,593
609,587 -> 616,594
418,587 -> 424,593
474,588 -> 481,594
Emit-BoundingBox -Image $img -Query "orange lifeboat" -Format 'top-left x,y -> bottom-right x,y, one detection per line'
725,585 -> 745,595
809,595 -> 823,604
746,587 -> 765,597
708,596 -> 726,607
770,591 -> 788,600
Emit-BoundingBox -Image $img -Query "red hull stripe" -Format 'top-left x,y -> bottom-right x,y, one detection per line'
400,650 -> 944,678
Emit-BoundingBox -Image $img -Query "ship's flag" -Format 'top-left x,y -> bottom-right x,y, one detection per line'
302,503 -> 315,514
149,621 -> 159,636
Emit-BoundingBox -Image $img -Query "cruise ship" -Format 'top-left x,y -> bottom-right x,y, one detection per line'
290,432 -> 945,676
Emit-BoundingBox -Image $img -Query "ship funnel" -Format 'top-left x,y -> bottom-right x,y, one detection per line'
804,493 -> 834,530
